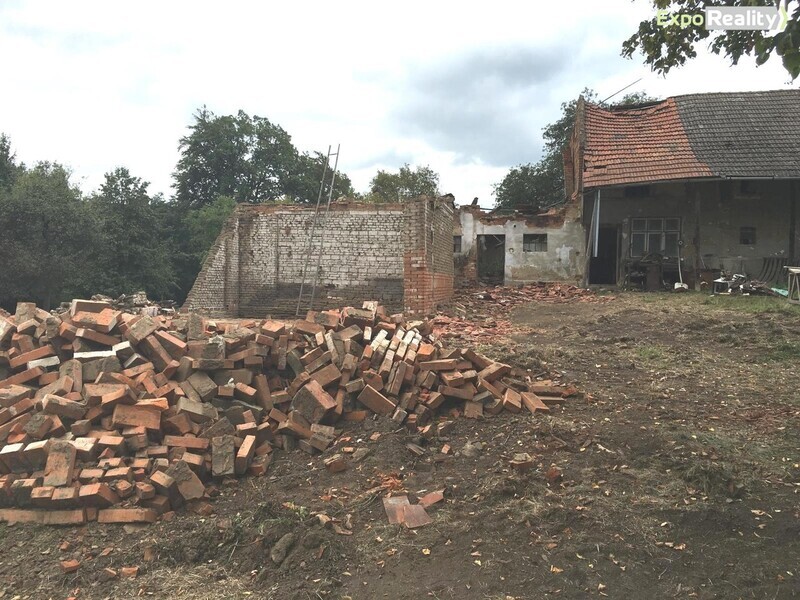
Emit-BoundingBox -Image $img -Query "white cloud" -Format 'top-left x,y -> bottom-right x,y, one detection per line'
0,0 -> 795,207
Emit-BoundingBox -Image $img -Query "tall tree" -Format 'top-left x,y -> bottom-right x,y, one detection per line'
367,164 -> 440,202
623,0 -> 799,80
0,134 -> 21,190
494,90 -> 659,211
289,150 -> 354,205
0,163 -> 95,309
89,168 -> 176,299
183,194 -> 237,261
173,108 -> 353,208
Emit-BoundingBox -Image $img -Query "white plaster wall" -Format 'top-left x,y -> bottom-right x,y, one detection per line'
456,209 -> 585,284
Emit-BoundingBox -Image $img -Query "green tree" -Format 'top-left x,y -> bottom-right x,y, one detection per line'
0,163 -> 95,309
289,150 -> 354,205
184,194 -> 237,260
367,164 -> 440,202
89,167 -> 176,299
173,108 -> 354,208
494,90 -> 659,211
0,134 -> 21,190
623,0 -> 800,80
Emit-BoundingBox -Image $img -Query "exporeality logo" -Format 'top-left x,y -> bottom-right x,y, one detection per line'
657,4 -> 789,31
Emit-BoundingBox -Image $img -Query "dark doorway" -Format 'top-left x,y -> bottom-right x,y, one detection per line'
589,226 -> 618,284
477,234 -> 505,283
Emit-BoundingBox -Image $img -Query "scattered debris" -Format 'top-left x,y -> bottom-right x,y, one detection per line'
712,274 -> 783,296
0,298 -> 577,524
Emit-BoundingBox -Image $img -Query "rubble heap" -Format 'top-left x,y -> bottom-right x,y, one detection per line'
0,299 -> 575,525
454,282 -> 613,311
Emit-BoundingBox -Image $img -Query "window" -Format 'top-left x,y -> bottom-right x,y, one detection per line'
630,218 -> 680,257
740,226 -> 756,245
523,233 -> 547,252
453,235 -> 462,253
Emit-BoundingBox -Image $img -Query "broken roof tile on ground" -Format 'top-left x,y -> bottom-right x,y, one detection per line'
0,297 -> 576,525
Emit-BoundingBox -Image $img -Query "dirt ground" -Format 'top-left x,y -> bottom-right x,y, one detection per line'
1,291 -> 799,600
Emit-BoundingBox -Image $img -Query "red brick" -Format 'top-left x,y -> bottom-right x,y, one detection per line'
9,345 -> 55,369
502,388 -> 522,414
290,380 -> 336,424
98,508 -> 158,524
234,435 -> 256,476
520,392 -> 551,414
79,483 -> 119,507
165,460 -> 205,501
477,362 -> 511,382
43,440 -> 77,487
75,328 -> 120,347
111,403 -> 161,431
0,367 -> 44,388
153,330 -> 187,358
417,359 -> 460,371
357,385 -> 396,415
60,559 -> 81,573
164,435 -> 209,451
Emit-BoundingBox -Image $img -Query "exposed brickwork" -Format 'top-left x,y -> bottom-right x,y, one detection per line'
402,199 -> 454,315
183,213 -> 240,317
184,199 -> 454,317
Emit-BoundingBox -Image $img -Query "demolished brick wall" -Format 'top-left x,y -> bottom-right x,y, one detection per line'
184,198 -> 454,318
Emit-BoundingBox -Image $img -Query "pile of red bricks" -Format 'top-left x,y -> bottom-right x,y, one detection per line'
0,299 -> 574,526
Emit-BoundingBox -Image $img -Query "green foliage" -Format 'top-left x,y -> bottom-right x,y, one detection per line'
0,162 -> 95,309
494,89 -> 659,212
88,167 -> 176,299
366,164 -> 440,202
184,195 -> 237,260
290,150 -> 355,206
0,105 -> 364,309
0,134 -> 21,190
173,108 -> 354,208
622,0 -> 800,80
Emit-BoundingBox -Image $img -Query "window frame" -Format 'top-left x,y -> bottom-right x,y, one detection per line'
522,233 -> 548,253
453,235 -> 462,254
630,217 -> 680,258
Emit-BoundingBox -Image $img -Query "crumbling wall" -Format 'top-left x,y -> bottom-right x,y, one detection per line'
183,213 -> 240,317
236,204 -> 406,315
184,199 -> 454,317
455,204 -> 585,285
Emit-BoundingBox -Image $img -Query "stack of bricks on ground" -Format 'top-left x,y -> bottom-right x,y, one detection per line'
0,299 -> 576,525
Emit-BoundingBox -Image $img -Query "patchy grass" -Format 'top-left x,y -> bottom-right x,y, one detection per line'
762,340 -> 800,362
635,344 -> 669,363
656,292 -> 800,315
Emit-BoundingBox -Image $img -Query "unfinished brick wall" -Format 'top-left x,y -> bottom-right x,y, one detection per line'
402,199 -> 455,315
184,198 -> 454,317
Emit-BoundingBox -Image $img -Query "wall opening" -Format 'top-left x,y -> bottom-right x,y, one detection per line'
477,234 -> 505,283
589,226 -> 618,284
523,233 -> 548,252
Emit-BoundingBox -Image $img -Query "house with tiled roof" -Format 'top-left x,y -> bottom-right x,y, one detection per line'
564,89 -> 800,288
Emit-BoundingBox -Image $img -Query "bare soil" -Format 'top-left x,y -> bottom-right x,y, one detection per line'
1,292 -> 799,600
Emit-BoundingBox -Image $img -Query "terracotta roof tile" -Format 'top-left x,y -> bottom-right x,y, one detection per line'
581,90 -> 800,188
583,98 -> 712,188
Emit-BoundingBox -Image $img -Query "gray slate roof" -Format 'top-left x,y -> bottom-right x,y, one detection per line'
674,89 -> 800,179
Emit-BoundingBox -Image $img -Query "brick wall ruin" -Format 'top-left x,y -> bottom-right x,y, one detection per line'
183,198 -> 454,317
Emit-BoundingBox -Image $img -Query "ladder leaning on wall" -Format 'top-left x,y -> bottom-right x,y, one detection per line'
295,144 -> 341,317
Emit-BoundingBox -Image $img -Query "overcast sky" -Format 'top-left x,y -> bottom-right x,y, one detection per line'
1,0 -> 796,208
